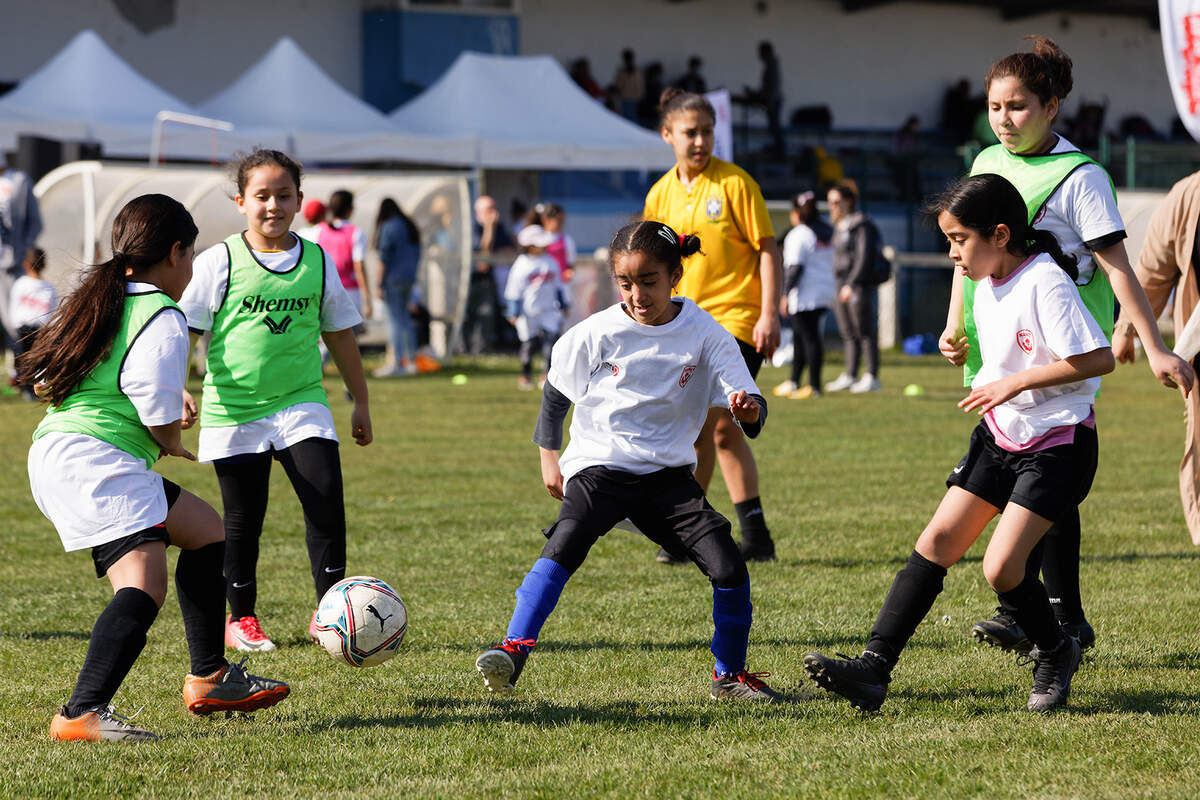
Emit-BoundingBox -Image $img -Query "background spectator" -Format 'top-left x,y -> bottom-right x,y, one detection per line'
0,153 -> 43,371
613,48 -> 644,121
373,198 -> 422,377
675,56 -> 707,94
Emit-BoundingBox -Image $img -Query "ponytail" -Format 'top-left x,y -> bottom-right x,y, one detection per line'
985,35 -> 1074,104
19,194 -> 197,405
609,220 -> 701,275
1025,228 -> 1078,280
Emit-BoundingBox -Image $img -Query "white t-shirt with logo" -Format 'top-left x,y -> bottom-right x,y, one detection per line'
505,253 -> 564,340
9,275 -> 58,328
972,253 -> 1110,446
179,234 -> 362,461
782,224 -> 836,313
547,297 -> 760,483
1032,136 -> 1125,286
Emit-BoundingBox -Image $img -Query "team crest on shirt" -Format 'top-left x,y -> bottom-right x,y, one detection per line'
679,365 -> 697,388
1016,328 -> 1035,354
592,360 -> 620,378
1033,206 -> 1048,224
705,194 -> 723,221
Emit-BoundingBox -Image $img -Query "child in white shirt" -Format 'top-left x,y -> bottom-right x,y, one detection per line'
504,224 -> 567,390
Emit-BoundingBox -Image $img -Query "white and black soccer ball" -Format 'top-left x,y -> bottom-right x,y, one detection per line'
314,576 -> 407,667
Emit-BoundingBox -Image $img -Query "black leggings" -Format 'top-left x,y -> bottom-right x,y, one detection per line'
789,308 -> 826,390
215,437 -> 346,617
520,333 -> 556,380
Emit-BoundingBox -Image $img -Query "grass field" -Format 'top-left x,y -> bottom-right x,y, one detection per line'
2,351 -> 1200,799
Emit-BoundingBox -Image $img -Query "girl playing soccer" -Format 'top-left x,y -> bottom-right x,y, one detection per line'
179,150 -> 372,652
25,194 -> 289,741
475,220 -> 782,702
941,37 -> 1194,654
644,88 -> 782,563
805,174 -> 1113,713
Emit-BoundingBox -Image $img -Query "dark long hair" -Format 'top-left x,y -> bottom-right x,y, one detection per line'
924,173 -> 1077,279
19,194 -> 198,405
792,190 -> 832,244
608,220 -> 701,277
985,35 -> 1073,104
374,198 -> 419,248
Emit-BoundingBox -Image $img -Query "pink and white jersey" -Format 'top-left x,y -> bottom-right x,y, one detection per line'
971,253 -> 1109,447
317,221 -> 364,290
547,297 -> 759,483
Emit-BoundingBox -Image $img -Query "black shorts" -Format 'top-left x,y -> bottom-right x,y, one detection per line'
91,479 -> 182,578
946,421 -> 1097,524
736,337 -> 764,379
540,465 -> 745,586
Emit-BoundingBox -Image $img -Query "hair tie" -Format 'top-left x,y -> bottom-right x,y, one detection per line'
677,233 -> 686,249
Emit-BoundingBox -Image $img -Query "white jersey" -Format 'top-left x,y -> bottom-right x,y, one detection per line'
505,253 -> 564,340
782,224 -> 836,313
1034,136 -> 1125,286
178,234 -> 361,461
9,275 -> 58,329
972,253 -> 1110,446
28,281 -> 189,551
547,297 -> 760,483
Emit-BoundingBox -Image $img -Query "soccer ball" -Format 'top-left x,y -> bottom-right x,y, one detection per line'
314,576 -> 407,667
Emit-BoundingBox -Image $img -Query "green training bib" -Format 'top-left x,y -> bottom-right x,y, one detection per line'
200,233 -> 327,427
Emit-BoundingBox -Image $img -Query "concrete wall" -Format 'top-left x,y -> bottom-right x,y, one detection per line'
522,0 -> 1176,134
0,1 -> 1178,132
0,0 -> 361,103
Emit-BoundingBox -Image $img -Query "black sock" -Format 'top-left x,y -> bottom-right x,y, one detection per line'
996,537 -> 1045,617
865,550 -> 947,668
997,575 -> 1064,652
734,497 -> 771,545
1042,507 -> 1085,625
65,587 -> 159,718
175,542 -> 229,676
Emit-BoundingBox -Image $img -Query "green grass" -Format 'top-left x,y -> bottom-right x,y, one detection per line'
2,352 -> 1200,799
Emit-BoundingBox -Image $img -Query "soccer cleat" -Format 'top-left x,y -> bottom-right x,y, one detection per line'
1023,636 -> 1082,712
50,705 -> 158,742
739,537 -> 777,563
849,374 -> 882,394
803,651 -> 890,711
710,670 -> 784,702
789,385 -> 820,400
225,614 -> 276,652
825,373 -> 856,392
970,609 -> 1032,653
475,638 -> 534,695
308,609 -> 320,643
1061,619 -> 1095,651
183,658 -> 290,715
655,547 -> 689,565
772,380 -> 798,397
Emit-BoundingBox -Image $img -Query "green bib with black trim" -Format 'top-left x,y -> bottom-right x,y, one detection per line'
200,233 -> 327,427
960,144 -> 1116,385
33,290 -> 179,468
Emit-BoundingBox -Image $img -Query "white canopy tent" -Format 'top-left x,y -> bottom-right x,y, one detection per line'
0,30 -> 252,160
389,52 -> 674,170
197,37 -> 472,165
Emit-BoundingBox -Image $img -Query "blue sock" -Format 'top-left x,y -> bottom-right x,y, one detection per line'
505,558 -> 570,651
711,580 -> 752,676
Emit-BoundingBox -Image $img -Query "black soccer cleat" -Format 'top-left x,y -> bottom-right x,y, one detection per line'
1061,619 -> 1095,651
739,536 -> 777,563
1023,635 -> 1082,712
970,609 -> 1032,653
803,650 -> 890,712
475,638 -> 533,695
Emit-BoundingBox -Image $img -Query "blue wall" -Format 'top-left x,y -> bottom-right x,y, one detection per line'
362,9 -> 519,113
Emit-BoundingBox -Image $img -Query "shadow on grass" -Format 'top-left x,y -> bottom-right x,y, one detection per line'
1081,551 -> 1200,564
0,630 -> 89,641
1069,689 -> 1200,715
323,695 -> 809,732
1158,651 -> 1200,670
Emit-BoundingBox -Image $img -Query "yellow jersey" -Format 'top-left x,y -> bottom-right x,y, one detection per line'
643,157 -> 773,344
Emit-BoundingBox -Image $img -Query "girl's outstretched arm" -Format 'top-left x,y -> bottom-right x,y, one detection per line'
1094,242 -> 1194,393
321,328 -> 372,446
148,420 -> 196,461
959,347 -> 1115,415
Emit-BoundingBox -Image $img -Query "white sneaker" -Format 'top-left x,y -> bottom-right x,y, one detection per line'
772,380 -> 798,397
850,374 -> 882,393
825,373 -> 856,392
